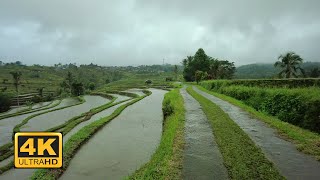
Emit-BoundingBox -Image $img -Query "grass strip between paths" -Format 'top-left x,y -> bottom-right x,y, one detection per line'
196,85 -> 320,160
0,99 -> 62,120
129,88 -> 185,180
187,86 -> 284,180
30,91 -> 152,180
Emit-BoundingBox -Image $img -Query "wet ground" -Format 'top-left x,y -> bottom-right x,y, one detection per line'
0,106 -> 29,116
0,98 -> 78,147
20,96 -> 108,132
60,89 -> 166,180
63,94 -> 132,143
123,88 -> 145,96
31,101 -> 52,109
0,98 -> 80,180
193,86 -> 320,180
181,87 -> 228,180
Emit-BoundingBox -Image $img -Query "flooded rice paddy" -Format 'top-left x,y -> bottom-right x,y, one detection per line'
20,96 -> 108,132
0,98 -> 78,147
60,89 -> 166,180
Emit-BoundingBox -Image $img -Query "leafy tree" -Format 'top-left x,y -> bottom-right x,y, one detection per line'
10,71 -> 22,106
174,65 -> 178,80
71,82 -> 84,96
309,67 -> 320,78
60,71 -> 74,95
183,48 -> 235,81
0,93 -> 12,112
88,82 -> 96,90
274,52 -> 305,78
195,70 -> 207,84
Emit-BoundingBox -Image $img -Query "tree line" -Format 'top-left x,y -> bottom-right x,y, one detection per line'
182,48 -> 235,83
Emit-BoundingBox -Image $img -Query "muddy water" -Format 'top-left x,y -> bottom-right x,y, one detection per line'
0,98 -> 80,180
123,88 -> 145,96
193,86 -> 320,180
31,101 -> 52,109
63,95 -> 132,143
181,87 -> 228,180
60,89 -> 166,180
0,98 -> 78,147
0,106 -> 29,116
20,96 -> 108,132
111,94 -> 132,103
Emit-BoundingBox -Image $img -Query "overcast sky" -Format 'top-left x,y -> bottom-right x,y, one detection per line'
0,0 -> 319,66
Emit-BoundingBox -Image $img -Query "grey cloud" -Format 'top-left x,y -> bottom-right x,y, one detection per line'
0,0 -> 319,66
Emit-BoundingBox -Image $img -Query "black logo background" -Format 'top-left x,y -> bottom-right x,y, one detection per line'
17,136 -> 59,157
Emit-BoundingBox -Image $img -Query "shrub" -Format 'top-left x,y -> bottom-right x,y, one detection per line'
0,93 -> 12,112
200,81 -> 320,133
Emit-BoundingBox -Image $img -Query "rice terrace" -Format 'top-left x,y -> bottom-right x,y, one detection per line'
1,1 -> 320,180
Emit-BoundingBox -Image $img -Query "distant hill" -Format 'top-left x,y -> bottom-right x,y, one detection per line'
235,62 -> 320,79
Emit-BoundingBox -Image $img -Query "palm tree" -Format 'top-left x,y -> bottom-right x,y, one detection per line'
274,52 -> 305,78
10,71 -> 22,106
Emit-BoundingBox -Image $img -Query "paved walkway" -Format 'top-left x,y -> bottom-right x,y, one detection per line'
180,87 -> 228,180
194,86 -> 320,180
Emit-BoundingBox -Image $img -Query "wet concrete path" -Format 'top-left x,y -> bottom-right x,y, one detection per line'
60,89 -> 166,180
193,86 -> 320,180
180,87 -> 228,180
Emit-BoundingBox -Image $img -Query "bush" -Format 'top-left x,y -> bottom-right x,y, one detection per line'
0,93 -> 12,112
200,81 -> 320,133
162,97 -> 173,119
201,78 -> 320,89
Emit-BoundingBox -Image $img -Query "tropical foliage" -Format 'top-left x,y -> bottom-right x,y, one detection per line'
274,52 -> 305,78
182,48 -> 235,82
200,80 -> 320,133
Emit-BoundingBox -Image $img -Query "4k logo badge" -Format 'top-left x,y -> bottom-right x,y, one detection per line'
14,132 -> 62,168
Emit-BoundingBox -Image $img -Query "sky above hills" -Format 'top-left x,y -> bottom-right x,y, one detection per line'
0,0 -> 319,66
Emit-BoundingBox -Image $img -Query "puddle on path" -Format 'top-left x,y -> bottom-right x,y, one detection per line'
60,89 -> 166,180
20,96 -> 108,132
181,87 -> 228,180
193,86 -> 320,180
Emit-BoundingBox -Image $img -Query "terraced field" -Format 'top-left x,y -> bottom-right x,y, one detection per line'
1,83 -> 320,180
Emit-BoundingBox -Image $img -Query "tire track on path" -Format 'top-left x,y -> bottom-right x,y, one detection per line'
181,87 -> 228,180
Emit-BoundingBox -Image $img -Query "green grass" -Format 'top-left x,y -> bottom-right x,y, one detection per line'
196,85 -> 320,160
129,88 -> 185,180
31,91 -> 151,180
187,86 -> 283,180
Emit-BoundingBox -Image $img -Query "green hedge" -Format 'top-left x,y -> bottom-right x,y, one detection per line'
200,81 -> 320,133
201,79 -> 320,89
